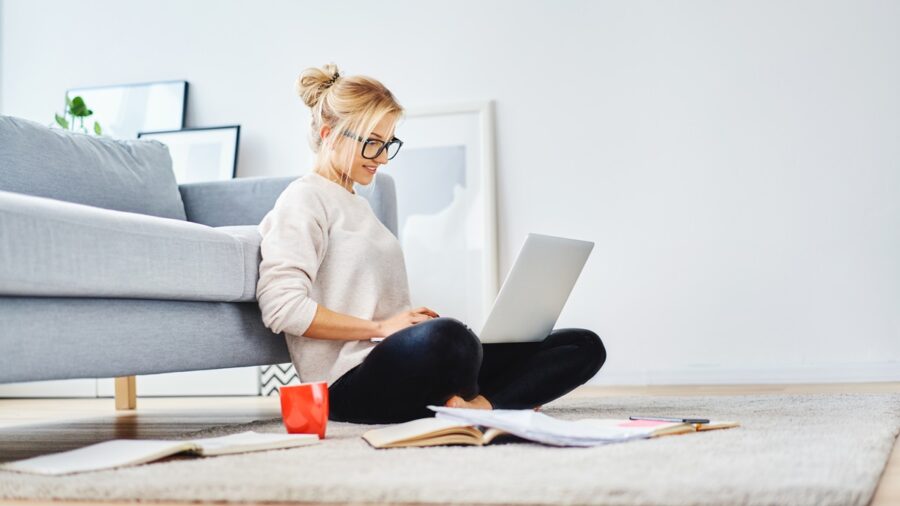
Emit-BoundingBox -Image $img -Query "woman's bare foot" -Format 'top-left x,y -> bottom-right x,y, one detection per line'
444,394 -> 493,410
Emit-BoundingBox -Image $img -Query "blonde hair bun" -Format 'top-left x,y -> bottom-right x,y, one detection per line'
296,62 -> 340,109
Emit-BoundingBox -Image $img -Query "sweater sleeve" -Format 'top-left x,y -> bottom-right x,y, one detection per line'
256,185 -> 327,337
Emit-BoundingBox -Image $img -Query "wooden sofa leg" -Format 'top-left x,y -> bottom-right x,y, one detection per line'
115,376 -> 137,410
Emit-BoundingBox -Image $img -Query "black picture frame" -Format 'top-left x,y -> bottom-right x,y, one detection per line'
64,80 -> 189,139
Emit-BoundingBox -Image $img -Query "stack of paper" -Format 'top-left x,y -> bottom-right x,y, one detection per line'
427,406 -> 694,447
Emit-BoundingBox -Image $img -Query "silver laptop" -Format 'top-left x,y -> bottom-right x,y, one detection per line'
477,233 -> 594,344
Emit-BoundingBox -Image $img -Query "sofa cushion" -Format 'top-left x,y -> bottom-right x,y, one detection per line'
179,176 -> 298,227
0,190 -> 257,302
0,114 -> 186,220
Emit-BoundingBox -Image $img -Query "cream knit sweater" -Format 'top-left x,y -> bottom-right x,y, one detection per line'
256,171 -> 412,387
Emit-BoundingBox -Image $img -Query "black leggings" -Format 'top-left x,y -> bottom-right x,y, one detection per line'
328,317 -> 607,424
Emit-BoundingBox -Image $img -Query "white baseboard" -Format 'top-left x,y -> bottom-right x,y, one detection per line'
587,361 -> 900,385
95,367 -> 260,397
0,378 -> 98,398
0,367 -> 261,398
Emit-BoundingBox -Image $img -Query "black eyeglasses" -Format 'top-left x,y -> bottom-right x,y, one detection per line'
342,129 -> 403,160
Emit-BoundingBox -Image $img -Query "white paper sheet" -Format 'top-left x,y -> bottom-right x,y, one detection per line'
427,406 -> 663,447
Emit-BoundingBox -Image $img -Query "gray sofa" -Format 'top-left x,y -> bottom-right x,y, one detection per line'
0,114 -> 399,405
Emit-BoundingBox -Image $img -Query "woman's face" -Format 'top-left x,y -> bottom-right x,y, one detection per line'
321,114 -> 397,193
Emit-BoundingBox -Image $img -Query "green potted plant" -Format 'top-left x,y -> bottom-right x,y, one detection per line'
51,94 -> 103,135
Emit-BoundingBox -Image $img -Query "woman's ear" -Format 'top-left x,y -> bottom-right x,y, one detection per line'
319,124 -> 331,142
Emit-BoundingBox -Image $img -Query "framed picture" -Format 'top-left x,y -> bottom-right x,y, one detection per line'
138,126 -> 240,183
65,80 -> 188,139
361,101 -> 499,334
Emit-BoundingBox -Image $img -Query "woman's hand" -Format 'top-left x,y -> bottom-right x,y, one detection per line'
374,306 -> 440,338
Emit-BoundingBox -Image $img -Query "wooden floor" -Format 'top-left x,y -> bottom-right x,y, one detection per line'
0,382 -> 897,506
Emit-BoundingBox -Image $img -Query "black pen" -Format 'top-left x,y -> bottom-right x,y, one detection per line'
629,416 -> 710,424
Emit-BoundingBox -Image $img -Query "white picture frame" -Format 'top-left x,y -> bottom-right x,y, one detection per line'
138,126 -> 240,184
366,100 -> 499,333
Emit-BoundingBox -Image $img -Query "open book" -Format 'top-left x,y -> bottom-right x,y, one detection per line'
0,430 -> 319,475
362,406 -> 739,448
363,417 -> 517,448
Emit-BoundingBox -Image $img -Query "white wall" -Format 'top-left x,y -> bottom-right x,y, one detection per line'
2,0 -> 898,385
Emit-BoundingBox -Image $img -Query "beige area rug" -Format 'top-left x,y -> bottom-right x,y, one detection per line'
1,393 -> 898,506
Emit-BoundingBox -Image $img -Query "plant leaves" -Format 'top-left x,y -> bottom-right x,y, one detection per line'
93,121 -> 102,135
70,96 -> 88,117
54,113 -> 69,129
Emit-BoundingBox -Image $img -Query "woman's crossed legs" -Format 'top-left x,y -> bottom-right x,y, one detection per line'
327,317 -> 606,424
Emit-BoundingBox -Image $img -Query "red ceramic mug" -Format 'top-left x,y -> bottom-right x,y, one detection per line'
279,381 -> 329,439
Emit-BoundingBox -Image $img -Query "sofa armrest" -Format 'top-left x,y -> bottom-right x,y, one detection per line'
178,176 -> 297,227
